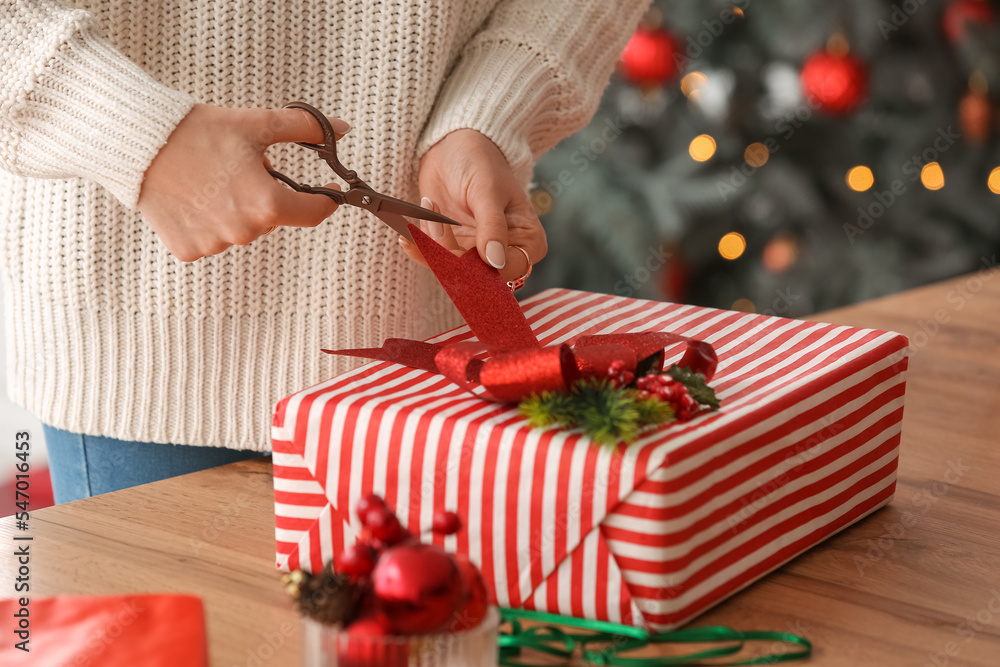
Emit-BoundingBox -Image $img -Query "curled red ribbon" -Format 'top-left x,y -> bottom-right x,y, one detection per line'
325,225 -> 717,403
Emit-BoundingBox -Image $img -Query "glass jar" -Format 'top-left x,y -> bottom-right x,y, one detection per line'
302,607 -> 499,667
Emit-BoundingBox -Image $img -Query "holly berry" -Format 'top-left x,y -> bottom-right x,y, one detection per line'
607,360 -> 635,388
356,494 -> 387,526
366,510 -> 410,547
432,510 -> 462,536
635,373 -> 698,421
337,543 -> 378,581
372,543 -> 465,635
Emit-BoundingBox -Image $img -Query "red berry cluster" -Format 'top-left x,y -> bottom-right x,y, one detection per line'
331,494 -> 488,645
635,373 -> 698,421
607,360 -> 635,388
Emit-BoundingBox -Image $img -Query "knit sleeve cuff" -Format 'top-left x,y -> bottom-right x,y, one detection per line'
415,1 -> 645,189
8,28 -> 195,208
415,31 -> 594,188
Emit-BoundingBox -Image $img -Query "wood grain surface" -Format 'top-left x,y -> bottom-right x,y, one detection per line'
3,272 -> 999,666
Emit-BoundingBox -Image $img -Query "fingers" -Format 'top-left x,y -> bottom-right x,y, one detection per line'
468,191 -> 510,271
419,197 -> 463,252
398,236 -> 429,267
263,108 -> 351,145
467,187 -> 548,280
504,198 -> 547,281
400,197 -> 466,267
265,180 -> 340,228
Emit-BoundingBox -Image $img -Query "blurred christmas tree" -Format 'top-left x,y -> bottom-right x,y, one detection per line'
527,0 -> 1000,317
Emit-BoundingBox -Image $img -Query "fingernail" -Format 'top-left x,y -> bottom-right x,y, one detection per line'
419,199 -> 445,238
332,118 -> 351,135
486,241 -> 506,269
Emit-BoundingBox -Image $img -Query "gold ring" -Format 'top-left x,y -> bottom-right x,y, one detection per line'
262,226 -> 277,236
506,245 -> 532,292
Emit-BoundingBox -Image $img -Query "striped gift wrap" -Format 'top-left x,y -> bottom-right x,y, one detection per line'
271,289 -> 909,631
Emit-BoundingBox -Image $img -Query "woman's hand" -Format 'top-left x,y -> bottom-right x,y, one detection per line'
137,104 -> 349,262
408,129 -> 547,282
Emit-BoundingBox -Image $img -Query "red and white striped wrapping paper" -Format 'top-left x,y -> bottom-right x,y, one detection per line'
272,289 -> 909,630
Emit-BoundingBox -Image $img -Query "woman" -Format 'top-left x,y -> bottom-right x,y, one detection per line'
0,0 -> 649,502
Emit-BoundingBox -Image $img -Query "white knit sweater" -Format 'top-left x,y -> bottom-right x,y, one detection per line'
0,0 -> 647,451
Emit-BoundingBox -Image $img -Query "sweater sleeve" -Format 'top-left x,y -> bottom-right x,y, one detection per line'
416,0 -> 650,185
0,0 -> 195,208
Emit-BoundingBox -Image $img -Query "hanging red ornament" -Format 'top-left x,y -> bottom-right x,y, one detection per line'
942,0 -> 995,43
960,71 -> 992,144
658,242 -> 688,302
800,47 -> 869,115
619,27 -> 681,86
959,89 -> 992,144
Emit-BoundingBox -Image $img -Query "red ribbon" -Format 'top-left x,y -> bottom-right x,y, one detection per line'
325,226 -> 716,403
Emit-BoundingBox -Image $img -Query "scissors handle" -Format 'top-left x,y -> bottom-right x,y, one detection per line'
283,101 -> 362,187
267,168 -> 347,205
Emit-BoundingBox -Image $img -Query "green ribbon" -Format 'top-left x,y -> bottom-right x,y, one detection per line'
497,608 -> 812,666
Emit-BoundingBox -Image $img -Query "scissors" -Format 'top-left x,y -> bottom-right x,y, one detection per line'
267,101 -> 461,242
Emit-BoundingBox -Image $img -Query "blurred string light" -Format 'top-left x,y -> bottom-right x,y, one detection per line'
732,298 -> 755,313
681,71 -> 708,97
689,134 -> 717,161
530,189 -> 553,216
920,162 -> 945,191
762,234 -> 798,273
687,69 -> 735,120
718,232 -> 746,260
989,167 -> 1000,194
846,165 -> 874,191
744,142 -> 769,168
732,6 -> 745,18
827,32 -> 850,57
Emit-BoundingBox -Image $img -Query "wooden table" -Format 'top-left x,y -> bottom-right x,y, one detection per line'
4,273 -> 1000,665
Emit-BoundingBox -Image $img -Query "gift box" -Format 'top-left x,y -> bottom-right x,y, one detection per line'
272,284 -> 909,631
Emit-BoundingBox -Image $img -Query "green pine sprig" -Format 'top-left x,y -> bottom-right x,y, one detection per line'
519,378 -> 675,446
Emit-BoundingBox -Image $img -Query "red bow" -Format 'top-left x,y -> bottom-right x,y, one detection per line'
325,225 -> 716,403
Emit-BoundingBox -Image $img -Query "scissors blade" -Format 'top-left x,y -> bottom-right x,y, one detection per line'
369,193 -> 462,227
371,209 -> 416,242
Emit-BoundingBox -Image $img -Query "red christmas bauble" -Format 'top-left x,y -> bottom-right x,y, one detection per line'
449,555 -> 490,633
619,27 -> 681,86
800,51 -> 868,115
942,0 -> 995,43
338,613 -> 409,667
372,543 -> 465,635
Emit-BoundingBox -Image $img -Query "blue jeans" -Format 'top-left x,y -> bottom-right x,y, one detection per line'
43,424 -> 267,504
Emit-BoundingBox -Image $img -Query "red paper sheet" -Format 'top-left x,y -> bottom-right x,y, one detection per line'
0,594 -> 208,666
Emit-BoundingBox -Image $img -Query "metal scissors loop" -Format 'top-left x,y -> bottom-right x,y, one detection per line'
266,101 -> 461,242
